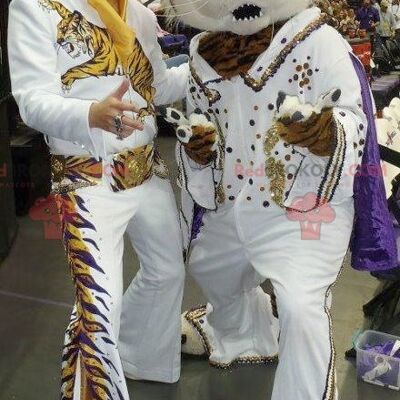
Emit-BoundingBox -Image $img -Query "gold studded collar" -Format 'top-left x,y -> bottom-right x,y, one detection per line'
189,7 -> 327,104
241,14 -> 327,92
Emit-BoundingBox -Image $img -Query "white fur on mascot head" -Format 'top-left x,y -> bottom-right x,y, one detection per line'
162,0 -> 313,35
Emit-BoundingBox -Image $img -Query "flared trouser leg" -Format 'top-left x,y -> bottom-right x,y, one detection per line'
118,177 -> 185,383
188,206 -> 279,366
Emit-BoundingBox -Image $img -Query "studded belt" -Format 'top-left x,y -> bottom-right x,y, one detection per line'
51,143 -> 168,194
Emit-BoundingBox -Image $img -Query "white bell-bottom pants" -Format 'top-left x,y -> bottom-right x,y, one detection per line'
56,176 -> 185,400
188,196 -> 354,400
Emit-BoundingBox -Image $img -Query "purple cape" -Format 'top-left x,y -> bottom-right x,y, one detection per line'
350,53 -> 398,271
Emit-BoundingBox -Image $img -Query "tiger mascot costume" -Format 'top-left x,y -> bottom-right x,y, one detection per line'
162,0 -> 397,399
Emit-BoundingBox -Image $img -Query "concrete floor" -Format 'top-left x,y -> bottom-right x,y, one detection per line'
0,136 -> 399,400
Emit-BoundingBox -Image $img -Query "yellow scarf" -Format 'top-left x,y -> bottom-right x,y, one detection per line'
88,0 -> 135,71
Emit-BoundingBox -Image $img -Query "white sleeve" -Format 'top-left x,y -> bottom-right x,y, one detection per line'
297,32 -> 366,167
8,0 -> 103,157
324,53 -> 367,166
153,60 -> 190,106
145,13 -> 190,105
174,95 -> 223,210
307,51 -> 367,193
285,31 -> 367,208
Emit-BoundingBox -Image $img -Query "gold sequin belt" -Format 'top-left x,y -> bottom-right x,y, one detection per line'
51,144 -> 158,194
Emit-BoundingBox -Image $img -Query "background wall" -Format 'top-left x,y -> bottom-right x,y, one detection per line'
0,0 -> 18,261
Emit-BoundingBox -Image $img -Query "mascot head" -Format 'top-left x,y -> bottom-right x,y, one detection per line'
162,0 -> 312,35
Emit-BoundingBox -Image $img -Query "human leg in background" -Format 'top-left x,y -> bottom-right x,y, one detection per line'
119,176 -> 186,383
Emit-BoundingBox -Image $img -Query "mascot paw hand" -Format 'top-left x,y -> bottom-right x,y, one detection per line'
188,112 -> 219,151
162,107 -> 218,165
274,89 -> 341,157
162,107 -> 193,143
275,88 -> 341,125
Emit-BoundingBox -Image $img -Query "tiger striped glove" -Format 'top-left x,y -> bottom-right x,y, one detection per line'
274,88 -> 342,157
163,108 -> 218,166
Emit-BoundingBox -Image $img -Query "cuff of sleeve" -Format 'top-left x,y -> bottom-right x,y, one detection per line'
73,100 -> 104,160
333,107 -> 363,164
177,142 -> 218,210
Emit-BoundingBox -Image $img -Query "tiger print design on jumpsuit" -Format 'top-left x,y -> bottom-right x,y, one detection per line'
38,0 -> 155,116
57,192 -> 124,400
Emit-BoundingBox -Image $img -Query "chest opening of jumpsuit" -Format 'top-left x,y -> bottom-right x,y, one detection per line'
187,15 -> 327,209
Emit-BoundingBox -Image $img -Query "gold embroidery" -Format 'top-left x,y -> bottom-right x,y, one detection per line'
216,184 -> 226,205
111,144 -> 154,191
184,305 -> 212,355
266,157 -> 286,207
213,117 -> 226,204
264,126 -> 286,207
190,16 -> 326,100
185,306 -> 278,370
51,155 -> 66,183
51,155 -> 102,194
189,62 -> 221,106
263,118 -> 345,210
322,260 -> 346,400
53,182 -> 99,195
209,354 -> 279,370
241,15 -> 327,91
323,306 -> 336,400
153,148 -> 170,180
51,144 -> 155,194
264,125 -> 281,154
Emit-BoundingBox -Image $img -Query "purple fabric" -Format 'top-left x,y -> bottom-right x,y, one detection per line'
358,353 -> 400,388
191,204 -> 206,241
158,34 -> 188,50
356,6 -> 380,30
358,342 -> 400,388
363,342 -> 400,358
350,53 -> 398,271
392,189 -> 400,266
